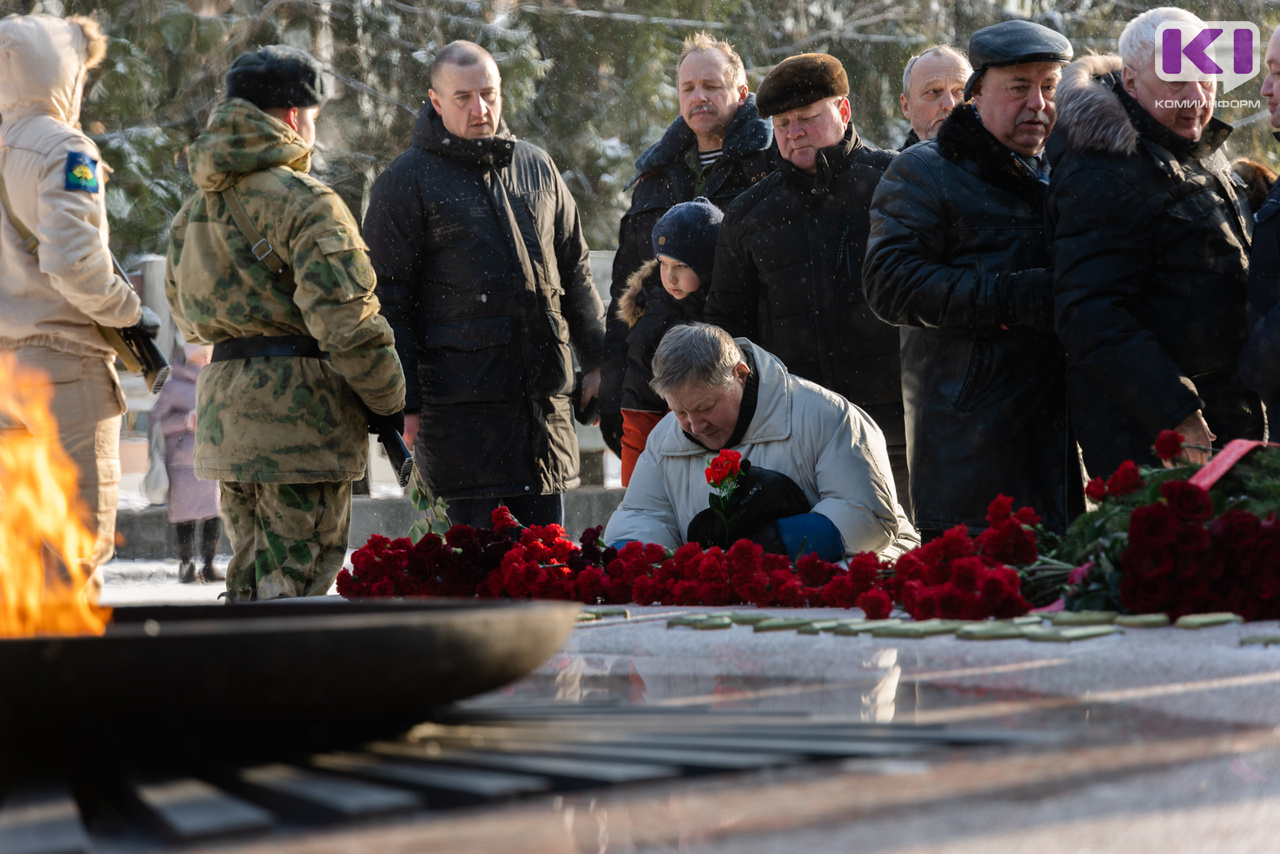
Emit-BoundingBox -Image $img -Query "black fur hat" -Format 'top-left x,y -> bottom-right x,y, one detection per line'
756,53 -> 849,119
226,45 -> 325,109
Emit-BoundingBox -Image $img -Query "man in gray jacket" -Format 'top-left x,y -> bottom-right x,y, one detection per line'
605,324 -> 917,560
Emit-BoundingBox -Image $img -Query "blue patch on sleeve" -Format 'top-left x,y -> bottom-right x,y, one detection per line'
64,152 -> 100,194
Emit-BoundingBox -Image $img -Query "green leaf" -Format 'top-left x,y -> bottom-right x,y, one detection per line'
1115,613 -> 1171,628
956,621 -> 1027,640
692,616 -> 734,630
832,619 -> 902,635
1023,625 -> 1118,642
1050,610 -> 1117,626
871,619 -> 964,638
753,617 -> 813,633
1174,612 -> 1244,629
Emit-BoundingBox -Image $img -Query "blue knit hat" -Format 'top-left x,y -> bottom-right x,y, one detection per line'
651,197 -> 723,287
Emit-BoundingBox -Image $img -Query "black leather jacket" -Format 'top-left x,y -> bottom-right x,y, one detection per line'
864,104 -> 1080,535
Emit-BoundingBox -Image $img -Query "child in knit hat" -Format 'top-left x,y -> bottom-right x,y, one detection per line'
614,197 -> 723,484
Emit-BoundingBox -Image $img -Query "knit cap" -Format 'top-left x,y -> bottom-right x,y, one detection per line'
651,197 -> 723,287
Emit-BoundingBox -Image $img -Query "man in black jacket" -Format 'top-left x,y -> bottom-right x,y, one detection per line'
600,33 -> 775,457
364,41 -> 606,529
1048,7 -> 1262,477
1241,25 -> 1280,421
864,21 -> 1080,538
705,53 -> 909,516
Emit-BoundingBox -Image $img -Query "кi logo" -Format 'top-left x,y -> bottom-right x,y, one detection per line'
1157,21 -> 1259,93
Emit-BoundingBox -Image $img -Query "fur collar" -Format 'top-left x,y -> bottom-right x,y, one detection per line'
1056,55 -> 1139,155
616,258 -> 658,327
629,93 -> 772,185
1056,54 -> 1233,159
614,257 -> 707,328
935,103 -> 1045,201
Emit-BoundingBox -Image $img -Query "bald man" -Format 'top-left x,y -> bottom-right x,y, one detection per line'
364,41 -> 606,530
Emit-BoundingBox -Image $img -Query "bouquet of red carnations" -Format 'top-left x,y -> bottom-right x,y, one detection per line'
1059,432 -> 1280,620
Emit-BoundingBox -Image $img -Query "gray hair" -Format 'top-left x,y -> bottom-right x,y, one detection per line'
650,324 -> 744,399
1119,7 -> 1203,72
902,44 -> 970,95
677,32 -> 747,90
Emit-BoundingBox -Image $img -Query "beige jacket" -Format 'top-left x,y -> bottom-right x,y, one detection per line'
604,340 -> 919,559
0,14 -> 140,357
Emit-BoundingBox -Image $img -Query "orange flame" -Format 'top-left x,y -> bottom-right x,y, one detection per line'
0,351 -> 111,636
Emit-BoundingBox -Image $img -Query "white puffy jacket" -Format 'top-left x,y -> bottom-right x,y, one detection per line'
604,340 -> 919,559
0,14 -> 140,357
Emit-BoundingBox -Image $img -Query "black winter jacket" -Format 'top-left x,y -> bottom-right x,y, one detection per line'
616,258 -> 707,414
705,122 -> 904,451
600,95 -> 775,448
863,103 -> 1080,535
1241,169 -> 1280,417
364,105 -> 606,499
1047,56 -> 1262,477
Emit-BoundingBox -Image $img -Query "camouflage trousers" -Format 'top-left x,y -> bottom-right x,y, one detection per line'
219,480 -> 351,601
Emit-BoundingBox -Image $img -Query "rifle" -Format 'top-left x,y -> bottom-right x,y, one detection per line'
97,249 -> 169,393
378,426 -> 415,489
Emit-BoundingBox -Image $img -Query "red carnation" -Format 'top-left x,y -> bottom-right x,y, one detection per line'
985,494 -> 1014,526
796,553 -> 835,587
1085,476 -> 1108,503
1159,480 -> 1213,523
491,505 -> 520,532
1106,460 -> 1144,497
705,449 -> 742,487
1128,503 -> 1179,548
1154,430 -> 1185,462
857,588 -> 893,619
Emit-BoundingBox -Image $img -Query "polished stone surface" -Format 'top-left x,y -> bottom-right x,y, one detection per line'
95,567 -> 1280,852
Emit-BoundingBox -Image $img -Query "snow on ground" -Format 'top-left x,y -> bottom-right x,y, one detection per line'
98,553 -> 354,605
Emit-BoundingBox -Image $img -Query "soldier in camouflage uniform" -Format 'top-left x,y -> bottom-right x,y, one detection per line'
166,46 -> 406,601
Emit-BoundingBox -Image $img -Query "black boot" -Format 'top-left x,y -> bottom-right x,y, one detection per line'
175,521 -> 196,584
199,516 -> 223,582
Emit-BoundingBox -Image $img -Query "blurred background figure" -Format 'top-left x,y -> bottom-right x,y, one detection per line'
152,342 -> 222,583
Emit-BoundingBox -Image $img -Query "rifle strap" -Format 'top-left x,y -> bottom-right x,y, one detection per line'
0,169 -> 41,257
218,185 -> 288,278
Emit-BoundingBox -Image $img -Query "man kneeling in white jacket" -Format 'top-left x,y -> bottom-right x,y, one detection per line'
604,323 -> 918,560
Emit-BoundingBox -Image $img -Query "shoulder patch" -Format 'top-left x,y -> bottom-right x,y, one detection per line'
64,152 -> 101,194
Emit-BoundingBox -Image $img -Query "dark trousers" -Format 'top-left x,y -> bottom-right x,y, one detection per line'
175,517 -> 221,566
447,493 -> 564,530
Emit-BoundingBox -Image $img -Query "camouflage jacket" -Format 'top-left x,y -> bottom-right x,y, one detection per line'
166,98 -> 405,483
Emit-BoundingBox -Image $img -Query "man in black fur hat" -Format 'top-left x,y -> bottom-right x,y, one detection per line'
705,52 -> 911,518
863,21 -> 1081,539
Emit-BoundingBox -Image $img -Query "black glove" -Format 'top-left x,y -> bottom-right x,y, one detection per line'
132,305 -> 162,339
367,408 -> 405,436
599,410 -> 624,457
571,370 -> 600,426
731,461 -> 812,531
686,460 -> 812,549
